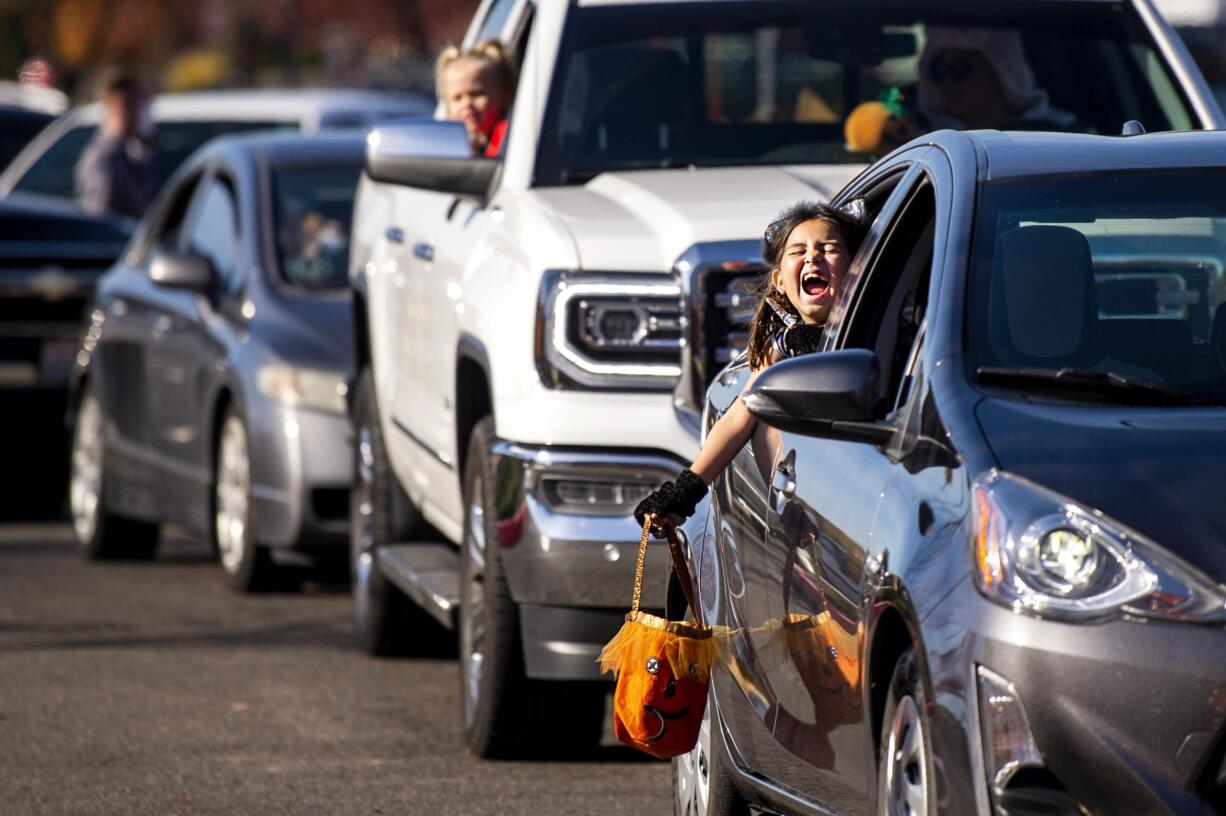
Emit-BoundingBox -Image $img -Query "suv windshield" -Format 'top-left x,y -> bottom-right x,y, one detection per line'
536,1 -> 1196,185
13,119 -> 293,199
270,160 -> 361,292
967,171 -> 1226,403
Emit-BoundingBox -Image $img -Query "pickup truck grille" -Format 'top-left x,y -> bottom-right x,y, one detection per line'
675,241 -> 765,413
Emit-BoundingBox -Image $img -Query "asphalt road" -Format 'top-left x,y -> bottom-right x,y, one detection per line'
0,523 -> 670,816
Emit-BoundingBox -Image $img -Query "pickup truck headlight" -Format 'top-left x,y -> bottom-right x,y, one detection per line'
972,471 -> 1226,623
535,270 -> 684,390
257,365 -> 348,414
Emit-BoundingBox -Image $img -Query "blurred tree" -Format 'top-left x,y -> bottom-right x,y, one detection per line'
0,0 -> 476,100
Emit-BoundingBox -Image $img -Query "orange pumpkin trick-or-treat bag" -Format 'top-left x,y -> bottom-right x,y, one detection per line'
598,518 -> 717,759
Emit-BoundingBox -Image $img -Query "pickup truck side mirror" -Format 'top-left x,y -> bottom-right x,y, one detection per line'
149,250 -> 213,291
743,349 -> 894,445
365,118 -> 499,199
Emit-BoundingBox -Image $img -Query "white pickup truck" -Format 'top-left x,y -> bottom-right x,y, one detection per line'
347,0 -> 1221,758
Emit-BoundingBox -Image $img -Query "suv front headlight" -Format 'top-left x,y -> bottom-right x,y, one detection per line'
972,471 -> 1226,623
257,365 -> 348,414
535,270 -> 684,390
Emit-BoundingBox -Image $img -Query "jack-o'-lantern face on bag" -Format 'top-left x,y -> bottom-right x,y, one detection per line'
612,647 -> 710,759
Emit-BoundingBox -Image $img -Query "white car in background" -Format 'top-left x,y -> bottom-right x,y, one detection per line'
0,88 -> 432,202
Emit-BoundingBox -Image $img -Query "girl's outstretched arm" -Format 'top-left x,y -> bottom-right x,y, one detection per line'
634,366 -> 768,530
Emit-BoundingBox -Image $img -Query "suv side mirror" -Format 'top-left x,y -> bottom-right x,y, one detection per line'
743,349 -> 894,445
149,250 -> 212,291
365,118 -> 499,198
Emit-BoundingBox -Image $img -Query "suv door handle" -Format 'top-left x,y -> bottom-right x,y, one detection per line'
413,242 -> 435,262
772,459 -> 796,513
384,226 -> 404,244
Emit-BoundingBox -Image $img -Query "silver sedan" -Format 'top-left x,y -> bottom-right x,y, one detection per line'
68,131 -> 363,590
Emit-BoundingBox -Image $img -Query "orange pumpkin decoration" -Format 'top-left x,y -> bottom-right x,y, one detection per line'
599,521 -> 718,759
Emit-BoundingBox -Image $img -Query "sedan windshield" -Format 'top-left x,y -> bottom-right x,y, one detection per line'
270,161 -> 362,292
535,0 -> 1196,185
967,171 -> 1226,404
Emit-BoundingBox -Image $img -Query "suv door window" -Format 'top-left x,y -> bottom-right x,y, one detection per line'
185,176 -> 242,293
473,0 -> 519,42
839,180 -> 937,416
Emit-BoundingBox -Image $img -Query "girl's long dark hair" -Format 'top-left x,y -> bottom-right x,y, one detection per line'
745,201 -> 866,370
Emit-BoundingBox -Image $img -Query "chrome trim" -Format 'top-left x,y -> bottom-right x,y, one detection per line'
391,415 -> 454,470
672,240 -> 764,416
489,441 -> 683,607
535,269 -> 683,390
365,118 -> 470,162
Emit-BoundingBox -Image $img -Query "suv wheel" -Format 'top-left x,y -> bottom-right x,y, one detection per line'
214,408 -> 276,591
458,416 -> 604,758
70,385 -> 159,559
877,647 -> 935,816
350,367 -> 434,655
673,694 -> 746,815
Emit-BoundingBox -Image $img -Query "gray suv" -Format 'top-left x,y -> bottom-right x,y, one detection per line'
676,129 -> 1226,816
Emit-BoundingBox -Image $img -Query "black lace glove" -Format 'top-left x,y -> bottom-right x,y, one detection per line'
634,469 -> 708,531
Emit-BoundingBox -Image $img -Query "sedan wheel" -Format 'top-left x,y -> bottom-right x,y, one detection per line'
215,414 -> 251,576
69,392 -> 103,545
213,409 -> 274,591
70,386 -> 159,559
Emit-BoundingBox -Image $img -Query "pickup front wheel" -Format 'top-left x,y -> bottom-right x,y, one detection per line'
458,417 -> 605,758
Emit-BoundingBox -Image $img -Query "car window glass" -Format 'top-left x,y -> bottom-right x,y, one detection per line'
537,2 -> 1195,186
475,0 -> 518,42
12,124 -> 94,197
968,171 -> 1226,399
271,160 -> 362,291
144,173 -> 202,260
841,181 -> 937,416
13,120 -> 291,201
186,177 -> 241,292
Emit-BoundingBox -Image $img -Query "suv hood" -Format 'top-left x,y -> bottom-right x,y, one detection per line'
533,165 -> 863,270
975,397 -> 1226,582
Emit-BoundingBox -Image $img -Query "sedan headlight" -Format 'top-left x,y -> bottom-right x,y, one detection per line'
257,366 -> 348,414
972,471 -> 1226,622
535,270 -> 684,390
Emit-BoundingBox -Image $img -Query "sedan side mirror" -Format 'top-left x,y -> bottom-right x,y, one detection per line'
365,118 -> 499,199
149,251 -> 213,291
743,349 -> 894,445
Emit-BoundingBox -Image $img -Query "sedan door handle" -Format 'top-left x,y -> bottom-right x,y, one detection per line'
413,242 -> 435,262
384,226 -> 404,244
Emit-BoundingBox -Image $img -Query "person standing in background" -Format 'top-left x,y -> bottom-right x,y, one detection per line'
74,71 -> 157,219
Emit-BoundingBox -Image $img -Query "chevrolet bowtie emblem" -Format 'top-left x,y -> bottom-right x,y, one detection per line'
29,267 -> 77,302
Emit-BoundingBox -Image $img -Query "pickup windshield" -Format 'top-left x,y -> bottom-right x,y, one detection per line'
967,171 -> 1226,405
535,0 -> 1196,186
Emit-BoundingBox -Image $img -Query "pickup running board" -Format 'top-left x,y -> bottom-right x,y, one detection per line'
375,543 -> 461,630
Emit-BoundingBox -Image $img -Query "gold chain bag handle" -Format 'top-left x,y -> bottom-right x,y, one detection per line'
598,516 -> 717,759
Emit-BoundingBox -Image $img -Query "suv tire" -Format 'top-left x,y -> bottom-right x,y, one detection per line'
70,385 -> 159,559
458,416 -> 604,758
877,647 -> 935,816
350,367 -> 436,655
